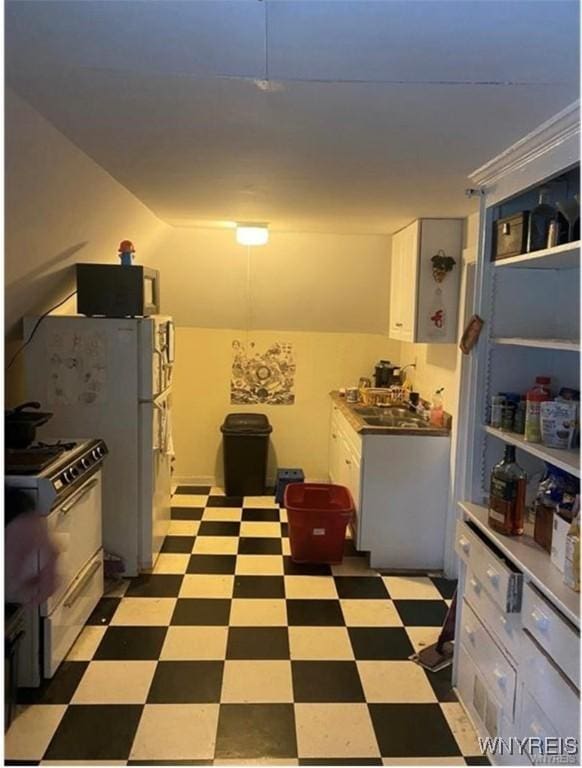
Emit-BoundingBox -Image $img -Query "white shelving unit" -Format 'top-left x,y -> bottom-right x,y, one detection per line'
452,102 -> 581,762
484,425 -> 580,477
491,337 -> 580,352
460,501 -> 580,627
493,240 -> 580,270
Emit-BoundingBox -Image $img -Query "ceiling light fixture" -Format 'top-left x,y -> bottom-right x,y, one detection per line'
236,223 -> 269,246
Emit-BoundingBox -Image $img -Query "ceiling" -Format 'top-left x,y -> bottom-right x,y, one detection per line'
5,0 -> 580,234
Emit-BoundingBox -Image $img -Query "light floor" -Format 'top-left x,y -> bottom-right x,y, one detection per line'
6,487 -> 487,766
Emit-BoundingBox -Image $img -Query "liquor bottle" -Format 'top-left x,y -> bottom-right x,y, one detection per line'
527,189 -> 556,252
488,446 -> 527,536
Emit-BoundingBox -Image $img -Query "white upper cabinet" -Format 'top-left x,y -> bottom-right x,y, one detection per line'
389,218 -> 463,343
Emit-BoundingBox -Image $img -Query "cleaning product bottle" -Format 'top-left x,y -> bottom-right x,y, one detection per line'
524,377 -> 551,443
430,388 -> 445,427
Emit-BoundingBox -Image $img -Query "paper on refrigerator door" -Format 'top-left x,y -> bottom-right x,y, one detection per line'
47,330 -> 107,406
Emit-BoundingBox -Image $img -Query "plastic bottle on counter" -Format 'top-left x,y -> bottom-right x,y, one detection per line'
524,377 -> 551,443
429,388 -> 445,427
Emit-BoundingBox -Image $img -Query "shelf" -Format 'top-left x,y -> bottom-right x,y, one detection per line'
493,241 -> 580,270
459,501 -> 580,628
491,337 -> 580,352
483,425 -> 580,477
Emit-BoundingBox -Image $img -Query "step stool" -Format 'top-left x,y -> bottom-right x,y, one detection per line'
275,468 -> 305,506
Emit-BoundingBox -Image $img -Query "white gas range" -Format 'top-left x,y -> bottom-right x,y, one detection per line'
6,438 -> 108,686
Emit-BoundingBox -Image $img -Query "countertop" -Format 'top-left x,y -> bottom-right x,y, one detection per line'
330,392 -> 451,437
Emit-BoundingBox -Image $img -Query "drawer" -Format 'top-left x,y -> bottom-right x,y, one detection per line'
456,519 -> 523,613
457,644 -> 507,742
522,582 -> 580,689
520,688 -> 560,742
460,598 -> 517,716
464,568 -> 521,661
521,629 -> 580,739
43,550 -> 104,678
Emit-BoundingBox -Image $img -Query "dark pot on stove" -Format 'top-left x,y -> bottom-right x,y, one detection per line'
5,402 -> 53,449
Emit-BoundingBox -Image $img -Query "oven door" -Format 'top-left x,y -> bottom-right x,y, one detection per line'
42,472 -> 102,617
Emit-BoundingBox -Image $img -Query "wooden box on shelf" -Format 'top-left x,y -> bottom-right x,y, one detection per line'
493,212 -> 529,261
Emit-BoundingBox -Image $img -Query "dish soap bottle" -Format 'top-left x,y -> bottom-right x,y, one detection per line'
524,376 -> 551,443
488,445 -> 527,536
527,188 -> 556,252
429,388 -> 445,427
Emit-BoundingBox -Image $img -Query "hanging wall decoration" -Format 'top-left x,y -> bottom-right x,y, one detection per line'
231,340 -> 296,405
427,249 -> 457,337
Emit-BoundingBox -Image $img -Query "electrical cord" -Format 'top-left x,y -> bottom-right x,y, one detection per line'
6,290 -> 78,371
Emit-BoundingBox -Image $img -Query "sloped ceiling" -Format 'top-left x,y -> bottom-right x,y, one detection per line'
6,0 -> 580,234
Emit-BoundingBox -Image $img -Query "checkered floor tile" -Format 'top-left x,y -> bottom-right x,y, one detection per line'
6,488 -> 487,765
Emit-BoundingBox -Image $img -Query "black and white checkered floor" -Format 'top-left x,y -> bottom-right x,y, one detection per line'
6,487 -> 489,766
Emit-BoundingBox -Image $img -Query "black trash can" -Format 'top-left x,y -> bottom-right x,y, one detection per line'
221,413 -> 273,496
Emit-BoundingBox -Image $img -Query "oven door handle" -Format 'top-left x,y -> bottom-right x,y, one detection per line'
61,478 -> 99,515
63,560 -> 101,608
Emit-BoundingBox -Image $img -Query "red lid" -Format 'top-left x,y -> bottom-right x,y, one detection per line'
535,376 -> 551,385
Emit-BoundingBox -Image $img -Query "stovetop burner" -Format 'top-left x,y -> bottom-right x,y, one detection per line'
5,441 -> 79,474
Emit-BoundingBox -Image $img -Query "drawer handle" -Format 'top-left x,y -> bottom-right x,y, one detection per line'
469,576 -> 481,594
395,322 -> 403,327
464,625 -> 475,643
493,667 -> 507,689
531,608 -> 550,633
345,458 -> 352,465
61,478 -> 99,514
486,567 -> 500,587
458,536 -> 470,554
332,433 -> 337,439
63,560 -> 101,608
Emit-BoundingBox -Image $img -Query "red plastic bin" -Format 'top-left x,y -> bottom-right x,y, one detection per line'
284,483 -> 354,564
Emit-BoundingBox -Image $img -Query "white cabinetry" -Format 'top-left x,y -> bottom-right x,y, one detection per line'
453,102 -> 580,763
389,218 -> 462,343
329,399 -> 450,568
329,403 -> 363,540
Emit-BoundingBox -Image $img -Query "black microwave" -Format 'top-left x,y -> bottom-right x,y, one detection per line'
76,263 -> 160,317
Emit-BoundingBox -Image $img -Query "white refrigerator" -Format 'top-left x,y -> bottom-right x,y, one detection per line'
23,314 -> 174,576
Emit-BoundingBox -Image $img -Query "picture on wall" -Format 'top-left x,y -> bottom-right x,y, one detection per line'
231,340 -> 296,405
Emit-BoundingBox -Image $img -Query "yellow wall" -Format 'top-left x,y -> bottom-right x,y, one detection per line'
147,226 -> 392,333
173,327 -> 400,483
5,90 -> 167,403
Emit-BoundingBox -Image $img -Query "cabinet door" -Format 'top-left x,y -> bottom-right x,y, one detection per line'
399,221 -> 419,342
389,232 -> 403,339
415,219 -> 462,343
329,414 -> 342,484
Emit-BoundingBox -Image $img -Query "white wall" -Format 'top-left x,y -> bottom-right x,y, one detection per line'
5,90 -> 168,402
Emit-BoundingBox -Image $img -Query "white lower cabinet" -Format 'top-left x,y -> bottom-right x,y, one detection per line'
329,404 -> 364,546
455,516 -> 580,766
328,400 -> 450,568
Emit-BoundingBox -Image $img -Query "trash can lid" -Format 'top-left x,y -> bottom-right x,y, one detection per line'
220,413 -> 273,435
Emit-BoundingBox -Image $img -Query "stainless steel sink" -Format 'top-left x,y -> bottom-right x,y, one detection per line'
352,406 -> 381,416
363,415 -> 429,429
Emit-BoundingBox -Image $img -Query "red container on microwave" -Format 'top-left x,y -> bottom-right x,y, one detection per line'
284,483 -> 354,564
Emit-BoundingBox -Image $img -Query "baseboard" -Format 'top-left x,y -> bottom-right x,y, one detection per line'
173,475 -> 216,489
173,474 -> 329,492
